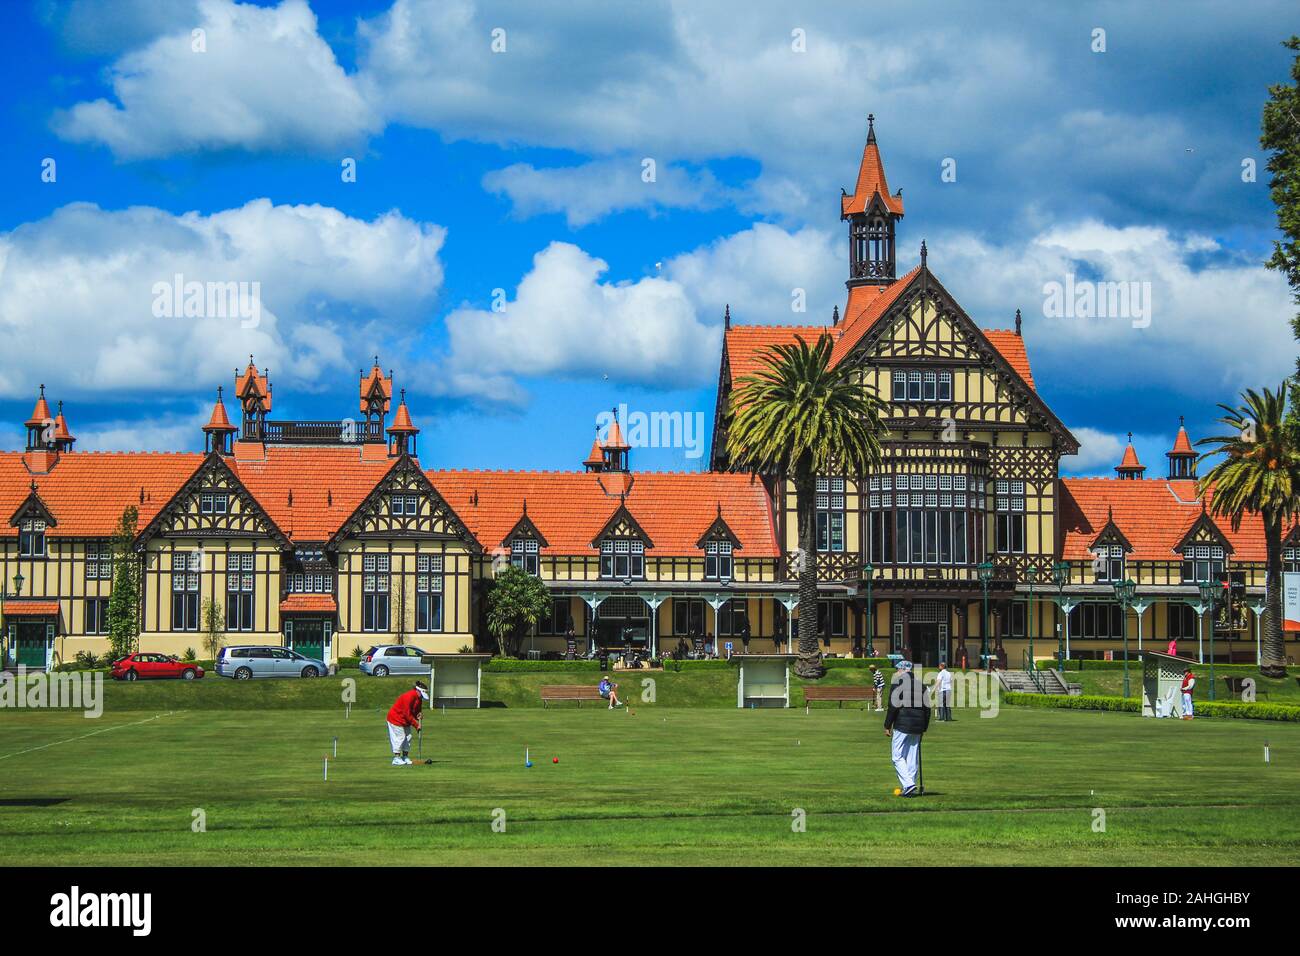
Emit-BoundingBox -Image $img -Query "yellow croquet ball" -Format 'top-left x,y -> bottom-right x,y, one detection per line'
893,788 -> 902,796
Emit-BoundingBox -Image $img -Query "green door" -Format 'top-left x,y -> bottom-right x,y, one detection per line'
289,619 -> 324,661
16,622 -> 48,668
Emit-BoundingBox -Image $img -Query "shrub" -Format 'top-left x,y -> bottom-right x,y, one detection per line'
351,646 -> 365,657
73,651 -> 101,670
1002,691 -> 1300,721
484,658 -> 602,672
183,647 -> 196,662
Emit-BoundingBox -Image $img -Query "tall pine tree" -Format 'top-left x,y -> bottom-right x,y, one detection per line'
1263,36 -> 1300,409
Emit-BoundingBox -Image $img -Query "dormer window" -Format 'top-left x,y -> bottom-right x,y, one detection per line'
1093,545 -> 1124,583
601,539 -> 644,579
1182,545 -> 1224,583
511,538 -> 539,575
705,540 -> 733,581
892,369 -> 952,403
389,494 -> 419,516
18,518 -> 45,557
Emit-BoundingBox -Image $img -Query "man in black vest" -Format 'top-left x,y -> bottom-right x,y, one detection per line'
884,660 -> 931,797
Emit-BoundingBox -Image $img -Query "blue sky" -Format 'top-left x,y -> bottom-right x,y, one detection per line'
0,0 -> 1294,476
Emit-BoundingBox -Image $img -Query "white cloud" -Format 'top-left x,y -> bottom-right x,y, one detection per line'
482,159 -> 730,227
925,220 -> 1294,400
71,406 -> 211,452
53,0 -> 377,158
0,199 -> 446,400
1061,427 -> 1125,475
437,241 -> 716,404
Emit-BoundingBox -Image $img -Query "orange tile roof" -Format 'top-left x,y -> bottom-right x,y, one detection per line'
388,398 -> 418,434
203,392 -> 236,433
1116,441 -> 1144,473
3,601 -> 61,617
724,325 -> 831,385
280,594 -> 338,614
841,120 -> 904,217
52,407 -> 74,443
981,330 -> 1035,390
25,388 -> 53,428
0,451 -> 205,539
425,469 -> 780,557
1060,478 -> 1277,562
1169,423 -> 1194,456
583,434 -> 605,467
829,268 -> 922,366
228,446 -> 399,542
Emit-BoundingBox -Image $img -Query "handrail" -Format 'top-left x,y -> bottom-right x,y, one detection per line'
1022,649 -> 1048,693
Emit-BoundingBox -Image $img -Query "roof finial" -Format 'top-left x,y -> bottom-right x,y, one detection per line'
374,354 -> 380,368
400,388 -> 406,404
723,303 -> 731,330
866,113 -> 876,145
1179,415 -> 1185,427
217,385 -> 224,400
38,383 -> 45,397
1127,431 -> 1133,444
920,240 -> 927,267
1014,308 -> 1022,336
832,304 -> 840,324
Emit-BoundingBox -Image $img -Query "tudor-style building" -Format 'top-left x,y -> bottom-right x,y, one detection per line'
1,123 -> 1296,672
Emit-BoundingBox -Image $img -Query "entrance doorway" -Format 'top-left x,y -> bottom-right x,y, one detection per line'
907,623 -> 940,668
285,618 -> 331,662
14,622 -> 50,668
592,596 -> 650,649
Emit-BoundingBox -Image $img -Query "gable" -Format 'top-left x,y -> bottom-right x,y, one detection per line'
592,503 -> 655,549
331,456 -> 480,550
137,453 -> 290,547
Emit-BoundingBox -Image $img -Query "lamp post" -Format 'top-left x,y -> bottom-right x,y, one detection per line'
1112,578 -> 1136,698
1198,579 -> 1219,701
1052,561 -> 1070,668
864,564 -> 874,658
977,560 -> 994,669
3,572 -> 24,667
1025,564 -> 1037,669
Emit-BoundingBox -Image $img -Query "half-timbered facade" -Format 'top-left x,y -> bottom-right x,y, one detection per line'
2,124 -> 1296,671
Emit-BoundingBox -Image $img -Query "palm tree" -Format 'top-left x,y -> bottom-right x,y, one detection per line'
726,334 -> 885,678
1196,384 -> 1300,678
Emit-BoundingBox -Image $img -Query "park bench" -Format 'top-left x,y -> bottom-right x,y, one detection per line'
1222,676 -> 1268,701
802,685 -> 873,709
540,685 -> 605,708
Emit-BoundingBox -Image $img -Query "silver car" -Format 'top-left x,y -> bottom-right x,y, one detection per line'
358,645 -> 429,677
216,645 -> 328,680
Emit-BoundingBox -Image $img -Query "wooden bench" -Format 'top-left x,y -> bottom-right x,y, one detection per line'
802,685 -> 874,709
540,685 -> 605,708
1222,676 -> 1268,701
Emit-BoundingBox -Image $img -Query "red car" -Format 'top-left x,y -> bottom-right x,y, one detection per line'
111,653 -> 204,682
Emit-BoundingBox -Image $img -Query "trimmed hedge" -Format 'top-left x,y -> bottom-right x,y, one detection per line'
1003,691 -> 1300,721
1003,692 -> 1139,713
484,658 -> 603,672
823,657 -> 893,669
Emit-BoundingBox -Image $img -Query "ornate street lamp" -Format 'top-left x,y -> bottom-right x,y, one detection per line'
1198,579 -> 1220,701
977,560 -> 994,669
1025,564 -> 1037,669
1052,560 -> 1070,668
863,563 -> 875,658
1112,577 -> 1137,698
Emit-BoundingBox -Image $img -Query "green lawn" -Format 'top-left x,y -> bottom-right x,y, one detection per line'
2,679 -> 1299,865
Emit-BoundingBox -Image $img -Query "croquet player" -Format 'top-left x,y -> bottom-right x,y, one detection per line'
1180,668 -> 1196,720
884,660 -> 931,797
386,680 -> 429,765
934,661 -> 954,721
598,675 -> 622,709
868,664 -> 885,712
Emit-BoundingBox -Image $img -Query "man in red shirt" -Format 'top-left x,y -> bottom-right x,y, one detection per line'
386,680 -> 429,765
1180,669 -> 1196,720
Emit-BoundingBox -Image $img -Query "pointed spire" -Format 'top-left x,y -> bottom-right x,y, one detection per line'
1167,415 -> 1196,479
841,115 -> 904,218
1116,432 -> 1145,479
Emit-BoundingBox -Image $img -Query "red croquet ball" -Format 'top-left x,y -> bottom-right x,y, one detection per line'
553,757 -> 559,764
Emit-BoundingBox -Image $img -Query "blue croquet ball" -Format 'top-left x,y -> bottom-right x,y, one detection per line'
525,761 -> 533,768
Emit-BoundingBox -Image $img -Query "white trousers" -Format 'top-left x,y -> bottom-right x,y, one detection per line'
891,731 -> 921,791
388,721 -> 413,754
1182,693 -> 1194,717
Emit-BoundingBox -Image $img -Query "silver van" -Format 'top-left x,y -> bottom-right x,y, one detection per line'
216,645 -> 328,680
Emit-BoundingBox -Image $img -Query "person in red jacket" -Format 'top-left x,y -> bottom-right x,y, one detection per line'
386,680 -> 429,765
1180,669 -> 1196,720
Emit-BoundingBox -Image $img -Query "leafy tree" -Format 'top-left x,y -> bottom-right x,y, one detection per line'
485,566 -> 552,658
1197,385 -> 1300,677
105,506 -> 141,661
1261,37 -> 1300,411
201,598 -> 223,663
725,334 -> 885,678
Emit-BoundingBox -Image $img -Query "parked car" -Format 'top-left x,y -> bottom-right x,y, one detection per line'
358,645 -> 430,677
215,645 -> 328,680
111,653 -> 204,682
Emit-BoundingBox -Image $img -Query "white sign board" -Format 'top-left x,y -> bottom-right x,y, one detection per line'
1286,572 -> 1300,632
